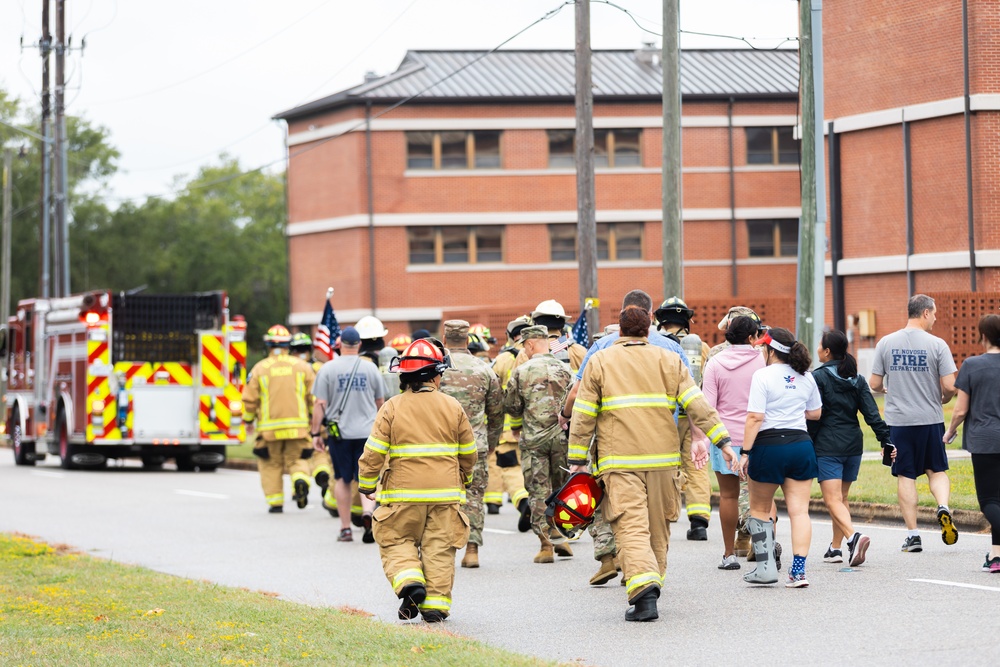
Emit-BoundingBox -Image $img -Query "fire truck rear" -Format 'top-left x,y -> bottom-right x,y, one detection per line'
3,290 -> 247,470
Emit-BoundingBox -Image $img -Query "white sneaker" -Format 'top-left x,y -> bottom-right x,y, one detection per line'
717,554 -> 740,570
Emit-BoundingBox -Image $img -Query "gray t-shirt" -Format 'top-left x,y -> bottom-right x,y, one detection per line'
312,355 -> 386,439
955,353 -> 1000,454
872,328 -> 957,426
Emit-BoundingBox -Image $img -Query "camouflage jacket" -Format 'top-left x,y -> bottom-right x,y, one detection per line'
440,348 -> 503,454
503,352 -> 573,448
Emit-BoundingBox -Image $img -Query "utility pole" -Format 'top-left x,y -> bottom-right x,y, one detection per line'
40,0 -> 52,299
575,0 -> 599,338
2,150 -> 13,401
661,0 -> 682,298
53,0 -> 70,297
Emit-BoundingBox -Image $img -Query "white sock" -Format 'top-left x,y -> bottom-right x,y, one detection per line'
938,504 -> 951,513
908,529 -> 920,538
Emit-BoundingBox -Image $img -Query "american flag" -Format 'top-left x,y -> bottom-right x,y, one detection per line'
314,291 -> 341,359
570,306 -> 590,347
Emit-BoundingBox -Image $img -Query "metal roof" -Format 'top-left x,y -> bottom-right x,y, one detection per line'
275,49 -> 799,120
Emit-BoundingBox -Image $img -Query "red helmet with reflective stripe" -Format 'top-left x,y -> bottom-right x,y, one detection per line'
390,339 -> 446,374
264,324 -> 292,346
389,333 -> 412,352
545,472 -> 604,541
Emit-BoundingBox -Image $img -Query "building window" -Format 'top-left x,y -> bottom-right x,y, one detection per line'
406,131 -> 502,170
547,129 -> 642,168
747,219 -> 798,257
407,226 -> 505,264
549,223 -> 643,261
746,127 -> 799,165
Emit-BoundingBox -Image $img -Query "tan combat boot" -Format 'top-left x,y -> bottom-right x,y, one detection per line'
554,541 -> 573,558
461,543 -> 479,568
589,554 -> 618,586
734,530 -> 751,558
534,534 -> 554,564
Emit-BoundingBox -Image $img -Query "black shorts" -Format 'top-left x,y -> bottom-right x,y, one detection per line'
890,424 -> 949,479
328,437 -> 366,482
747,440 -> 818,484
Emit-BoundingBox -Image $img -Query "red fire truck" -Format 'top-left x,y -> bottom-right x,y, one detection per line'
2,290 -> 247,470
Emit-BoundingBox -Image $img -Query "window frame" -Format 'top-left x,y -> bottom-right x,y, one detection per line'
547,129 -> 643,169
406,131 -> 502,170
407,226 -> 506,265
747,219 -> 799,258
745,126 -> 799,166
548,222 -> 644,261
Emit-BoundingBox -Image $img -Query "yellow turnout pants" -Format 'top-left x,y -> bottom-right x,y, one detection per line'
485,442 -> 528,506
678,416 -> 712,523
257,438 -> 311,507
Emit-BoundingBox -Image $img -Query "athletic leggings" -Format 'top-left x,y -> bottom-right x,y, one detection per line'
971,453 -> 1000,546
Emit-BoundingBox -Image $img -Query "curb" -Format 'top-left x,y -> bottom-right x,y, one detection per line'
223,458 -> 258,472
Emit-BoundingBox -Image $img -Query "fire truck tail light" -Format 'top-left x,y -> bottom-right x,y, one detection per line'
230,400 -> 242,414
84,311 -> 101,325
92,400 -> 105,413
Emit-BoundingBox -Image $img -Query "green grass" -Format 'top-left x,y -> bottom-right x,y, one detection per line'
226,442 -> 256,461
0,534 -> 551,667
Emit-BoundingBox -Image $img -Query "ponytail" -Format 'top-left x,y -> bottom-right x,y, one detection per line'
821,329 -> 857,378
767,327 -> 812,374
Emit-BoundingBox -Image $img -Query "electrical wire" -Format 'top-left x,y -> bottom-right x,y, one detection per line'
105,0 -> 576,204
88,0 -> 334,106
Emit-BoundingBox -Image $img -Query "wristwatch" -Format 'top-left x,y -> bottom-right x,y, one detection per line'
740,449 -> 752,456
310,432 -> 323,438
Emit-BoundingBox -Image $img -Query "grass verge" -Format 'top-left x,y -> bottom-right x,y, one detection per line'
226,441 -> 256,461
0,533 -> 551,667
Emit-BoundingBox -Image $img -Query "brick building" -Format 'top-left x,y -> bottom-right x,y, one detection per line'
275,48 -> 803,342
824,0 -> 1000,348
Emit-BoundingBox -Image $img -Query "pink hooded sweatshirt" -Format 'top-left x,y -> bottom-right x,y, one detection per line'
702,345 -> 766,448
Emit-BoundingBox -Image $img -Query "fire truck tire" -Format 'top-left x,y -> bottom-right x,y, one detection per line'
11,406 -> 35,467
141,456 -> 166,470
57,410 -> 78,470
175,454 -> 196,472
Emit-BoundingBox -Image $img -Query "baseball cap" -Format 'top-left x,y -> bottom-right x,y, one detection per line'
340,326 -> 361,345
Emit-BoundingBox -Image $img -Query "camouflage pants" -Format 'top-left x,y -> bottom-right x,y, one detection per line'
737,480 -> 750,533
589,505 -> 616,560
520,440 -> 568,537
466,450 -> 489,547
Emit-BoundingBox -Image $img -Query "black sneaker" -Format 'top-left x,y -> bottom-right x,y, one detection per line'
268,505 -> 283,514
847,533 -> 870,567
362,514 -> 375,544
293,479 -> 309,509
517,498 -> 532,533
901,535 -> 923,552
823,545 -> 843,563
937,507 -> 959,545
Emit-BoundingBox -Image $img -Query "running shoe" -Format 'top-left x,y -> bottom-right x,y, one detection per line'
847,533 -> 871,567
337,528 -> 353,542
983,554 -> 991,572
774,542 -> 783,571
785,572 -> 809,588
937,507 -> 959,545
823,546 -> 843,563
901,535 -> 922,552
989,557 -> 1000,574
718,554 -> 740,570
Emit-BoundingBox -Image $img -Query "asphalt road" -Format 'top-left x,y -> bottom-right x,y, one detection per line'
3,456 -> 999,666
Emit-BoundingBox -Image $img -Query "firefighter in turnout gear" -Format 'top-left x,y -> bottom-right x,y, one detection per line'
243,325 -> 317,513
568,306 -> 736,621
439,321 -> 504,569
291,332 -> 334,504
516,300 -> 587,372
503,326 -> 575,563
654,297 -> 715,541
359,339 -> 477,623
485,316 -> 531,520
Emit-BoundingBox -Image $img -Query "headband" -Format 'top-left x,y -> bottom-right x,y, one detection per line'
768,339 -> 791,354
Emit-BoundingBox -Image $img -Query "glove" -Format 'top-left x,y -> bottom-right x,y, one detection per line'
252,446 -> 269,460
300,448 -> 314,460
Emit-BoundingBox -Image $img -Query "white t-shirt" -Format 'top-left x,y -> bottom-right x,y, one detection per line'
746,363 -> 822,432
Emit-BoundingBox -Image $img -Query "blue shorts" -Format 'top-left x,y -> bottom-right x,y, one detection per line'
329,437 -> 366,482
890,424 -> 949,479
817,455 -> 863,483
747,440 -> 818,484
711,442 -> 741,476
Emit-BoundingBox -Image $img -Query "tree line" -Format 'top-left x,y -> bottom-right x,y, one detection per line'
0,88 -> 287,353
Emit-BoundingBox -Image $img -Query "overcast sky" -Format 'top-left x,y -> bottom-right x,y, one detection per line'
1,0 -> 798,204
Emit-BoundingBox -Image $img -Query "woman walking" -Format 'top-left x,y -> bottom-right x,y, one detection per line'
739,327 -> 822,588
944,314 -> 1000,572
703,315 -> 766,570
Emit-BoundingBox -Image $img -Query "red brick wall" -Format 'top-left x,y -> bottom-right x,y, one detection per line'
838,125 -> 906,259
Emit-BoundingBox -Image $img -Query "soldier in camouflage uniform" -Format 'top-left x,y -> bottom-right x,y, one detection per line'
439,320 -> 503,569
503,325 -> 574,564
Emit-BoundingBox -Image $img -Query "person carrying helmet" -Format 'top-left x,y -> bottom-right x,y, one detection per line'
290,332 -> 335,505
568,306 -> 737,621
517,300 -> 588,372
504,325 -> 575,563
654,297 -> 715,541
243,325 -> 317,513
439,320 -> 504,569
485,316 -> 531,518
359,339 -> 477,623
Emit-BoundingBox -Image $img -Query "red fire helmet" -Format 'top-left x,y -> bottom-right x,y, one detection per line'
545,472 -> 604,541
389,338 -> 445,374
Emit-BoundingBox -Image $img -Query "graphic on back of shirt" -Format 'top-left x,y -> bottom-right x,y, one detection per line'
783,375 -> 796,387
888,348 -> 930,373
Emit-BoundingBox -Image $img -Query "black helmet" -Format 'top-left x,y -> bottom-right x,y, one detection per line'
654,297 -> 694,330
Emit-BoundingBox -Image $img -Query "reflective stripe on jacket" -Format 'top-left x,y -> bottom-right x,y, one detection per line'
242,352 -> 316,441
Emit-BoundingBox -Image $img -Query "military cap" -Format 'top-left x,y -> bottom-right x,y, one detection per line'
519,325 -> 549,341
443,319 -> 470,343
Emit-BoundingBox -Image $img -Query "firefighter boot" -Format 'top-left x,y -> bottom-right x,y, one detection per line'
687,516 -> 709,541
268,506 -> 283,514
589,554 -> 618,586
517,498 -> 532,533
315,471 -> 330,499
534,534 -> 554,564
293,479 -> 309,509
461,543 -> 479,569
744,517 -> 779,585
398,584 -> 426,621
625,587 -> 660,622
487,503 -> 501,515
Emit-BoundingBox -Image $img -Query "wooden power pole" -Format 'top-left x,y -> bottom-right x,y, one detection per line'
40,0 -> 52,299
661,0 -> 683,298
53,0 -> 69,297
575,0 -> 599,337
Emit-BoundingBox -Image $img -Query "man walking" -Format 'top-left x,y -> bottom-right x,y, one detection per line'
312,326 -> 386,543
870,294 -> 959,551
440,320 -> 504,568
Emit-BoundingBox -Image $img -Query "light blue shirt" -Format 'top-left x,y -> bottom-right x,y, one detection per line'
575,329 -> 691,381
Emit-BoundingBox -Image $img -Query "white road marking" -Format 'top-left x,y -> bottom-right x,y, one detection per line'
30,470 -> 66,478
484,528 -> 516,535
910,578 -> 1000,592
174,490 -> 229,500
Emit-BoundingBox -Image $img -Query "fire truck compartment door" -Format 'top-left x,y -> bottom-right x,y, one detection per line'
131,385 -> 197,439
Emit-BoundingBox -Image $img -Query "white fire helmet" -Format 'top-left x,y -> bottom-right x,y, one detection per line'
355,315 -> 389,340
531,299 -> 567,320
